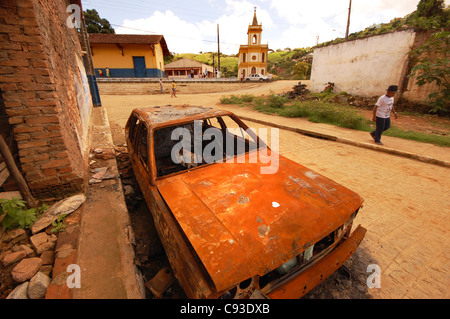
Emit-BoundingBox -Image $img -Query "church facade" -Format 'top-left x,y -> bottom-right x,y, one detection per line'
238,9 -> 270,79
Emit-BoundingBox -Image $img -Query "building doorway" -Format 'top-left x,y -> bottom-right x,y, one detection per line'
133,56 -> 146,77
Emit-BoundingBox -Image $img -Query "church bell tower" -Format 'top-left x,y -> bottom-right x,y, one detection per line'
238,8 -> 269,79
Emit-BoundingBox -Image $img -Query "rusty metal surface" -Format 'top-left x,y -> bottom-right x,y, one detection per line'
134,105 -> 232,129
126,106 -> 366,298
264,225 -> 367,299
156,150 -> 363,293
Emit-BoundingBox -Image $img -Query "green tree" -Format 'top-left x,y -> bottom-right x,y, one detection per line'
84,9 -> 115,34
406,0 -> 449,29
408,31 -> 449,115
293,61 -> 311,80
417,0 -> 446,18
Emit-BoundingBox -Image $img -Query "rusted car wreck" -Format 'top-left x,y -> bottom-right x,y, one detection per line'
125,105 -> 366,299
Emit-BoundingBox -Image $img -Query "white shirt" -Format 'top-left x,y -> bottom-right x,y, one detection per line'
375,95 -> 394,118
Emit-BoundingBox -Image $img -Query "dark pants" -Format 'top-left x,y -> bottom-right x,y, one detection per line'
372,117 -> 391,142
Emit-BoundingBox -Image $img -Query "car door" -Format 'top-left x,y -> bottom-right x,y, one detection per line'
131,119 -> 152,187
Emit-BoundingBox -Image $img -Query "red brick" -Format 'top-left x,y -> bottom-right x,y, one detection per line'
0,83 -> 18,91
5,107 -> 41,116
46,125 -> 61,131
0,24 -> 21,34
25,116 -> 59,125
9,34 -> 42,44
17,140 -> 47,149
8,117 -> 24,125
21,153 -> 50,163
20,163 -> 36,173
22,83 -> 54,91
49,137 -> 64,145
41,158 -> 71,169
0,59 -> 29,67
40,107 -> 58,114
14,125 -> 44,133
43,168 -> 57,176
15,0 -> 34,8
25,171 -> 45,181
24,26 -> 41,36
12,51 -> 46,61
29,177 -> 60,188
19,19 -> 39,27
32,131 -> 62,140
3,91 -> 37,101
18,149 -> 36,157
31,60 -> 49,68
14,133 -> 30,141
58,166 -> 73,174
3,16 -> 22,26
3,101 -> 22,108
26,44 -> 44,52
0,74 -> 33,83
37,92 -> 57,99
27,99 -> 58,107
54,151 -> 69,158
17,8 -> 36,19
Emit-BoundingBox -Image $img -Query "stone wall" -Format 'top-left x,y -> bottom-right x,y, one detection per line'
309,29 -> 442,104
0,0 -> 92,198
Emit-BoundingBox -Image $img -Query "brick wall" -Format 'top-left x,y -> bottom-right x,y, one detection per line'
0,0 -> 92,198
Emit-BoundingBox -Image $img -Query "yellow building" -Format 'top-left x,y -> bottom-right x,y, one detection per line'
88,34 -> 170,78
238,10 -> 269,78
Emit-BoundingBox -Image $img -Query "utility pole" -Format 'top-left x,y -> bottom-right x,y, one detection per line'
345,0 -> 352,40
217,24 -> 221,77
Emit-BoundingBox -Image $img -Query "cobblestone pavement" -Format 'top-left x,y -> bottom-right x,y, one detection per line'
242,121 -> 450,299
103,81 -> 449,299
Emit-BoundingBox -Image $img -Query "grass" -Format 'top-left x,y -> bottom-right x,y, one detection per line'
219,94 -> 450,147
220,94 -> 255,105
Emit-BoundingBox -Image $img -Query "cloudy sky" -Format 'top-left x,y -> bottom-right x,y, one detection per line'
81,0 -> 447,55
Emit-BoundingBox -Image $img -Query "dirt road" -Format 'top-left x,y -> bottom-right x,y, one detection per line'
102,80 -> 449,299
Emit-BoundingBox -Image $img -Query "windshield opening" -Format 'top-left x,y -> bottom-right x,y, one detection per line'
154,115 -> 262,177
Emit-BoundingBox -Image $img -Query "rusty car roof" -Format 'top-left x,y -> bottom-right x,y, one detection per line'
133,105 -> 233,129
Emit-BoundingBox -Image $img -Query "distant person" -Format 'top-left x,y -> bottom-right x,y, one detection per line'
370,85 -> 399,145
98,69 -> 103,77
105,67 -> 110,77
159,78 -> 163,93
171,80 -> 177,98
240,72 -> 244,82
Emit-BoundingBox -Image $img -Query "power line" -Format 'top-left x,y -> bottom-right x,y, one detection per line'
85,18 -> 242,48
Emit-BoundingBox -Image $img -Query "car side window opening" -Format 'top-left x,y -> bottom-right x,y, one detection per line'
136,123 -> 149,169
129,116 -> 140,147
154,116 -> 260,178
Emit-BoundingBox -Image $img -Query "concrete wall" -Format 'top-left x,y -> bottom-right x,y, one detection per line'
310,30 -> 416,97
0,0 -> 92,197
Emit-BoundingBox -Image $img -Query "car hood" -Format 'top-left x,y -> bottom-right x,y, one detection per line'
155,151 -> 363,292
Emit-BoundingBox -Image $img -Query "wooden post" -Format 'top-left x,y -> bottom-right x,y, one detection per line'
345,0 -> 352,40
0,135 -> 37,208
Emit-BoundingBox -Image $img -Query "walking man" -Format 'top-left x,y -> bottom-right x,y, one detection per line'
370,85 -> 399,145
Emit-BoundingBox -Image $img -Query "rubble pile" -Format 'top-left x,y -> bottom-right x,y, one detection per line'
0,194 -> 85,299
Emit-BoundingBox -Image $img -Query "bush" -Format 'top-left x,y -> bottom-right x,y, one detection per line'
220,94 -> 255,105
